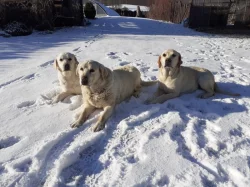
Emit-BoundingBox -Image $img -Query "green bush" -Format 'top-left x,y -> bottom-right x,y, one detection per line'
84,1 -> 96,19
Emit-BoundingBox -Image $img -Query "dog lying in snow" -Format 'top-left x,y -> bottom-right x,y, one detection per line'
71,60 -> 156,132
145,49 -> 240,104
53,52 -> 81,103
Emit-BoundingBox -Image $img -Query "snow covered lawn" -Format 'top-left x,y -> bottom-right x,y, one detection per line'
1,16 -> 250,187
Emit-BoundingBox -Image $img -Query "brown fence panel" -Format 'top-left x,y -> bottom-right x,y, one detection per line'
189,0 -> 250,28
148,0 -> 191,23
235,0 -> 250,27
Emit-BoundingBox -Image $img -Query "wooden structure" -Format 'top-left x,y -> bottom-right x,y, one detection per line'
234,0 -> 250,26
189,0 -> 250,28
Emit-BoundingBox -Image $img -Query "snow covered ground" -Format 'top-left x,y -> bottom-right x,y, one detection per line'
1,14 -> 250,187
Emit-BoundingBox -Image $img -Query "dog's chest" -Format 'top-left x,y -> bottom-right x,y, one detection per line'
85,89 -> 114,108
59,75 -> 81,93
159,77 -> 177,93
159,82 -> 175,93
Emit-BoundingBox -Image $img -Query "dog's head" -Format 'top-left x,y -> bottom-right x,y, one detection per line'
158,49 -> 182,70
54,52 -> 79,75
76,60 -> 111,86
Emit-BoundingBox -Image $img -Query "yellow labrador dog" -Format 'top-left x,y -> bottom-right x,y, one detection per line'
71,60 -> 156,132
146,49 -> 240,104
53,52 -> 81,103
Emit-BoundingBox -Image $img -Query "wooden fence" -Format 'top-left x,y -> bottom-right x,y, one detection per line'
189,0 -> 250,28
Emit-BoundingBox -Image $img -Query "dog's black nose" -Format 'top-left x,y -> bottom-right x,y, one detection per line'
81,76 -> 88,85
165,60 -> 171,67
64,64 -> 70,71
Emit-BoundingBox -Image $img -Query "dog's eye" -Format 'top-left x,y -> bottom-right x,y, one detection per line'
68,58 -> 72,61
80,68 -> 83,71
172,54 -> 176,57
60,59 -> 63,61
163,53 -> 166,57
90,69 -> 95,73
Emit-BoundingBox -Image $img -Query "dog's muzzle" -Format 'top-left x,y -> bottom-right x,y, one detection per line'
81,76 -> 88,85
165,60 -> 172,67
64,64 -> 70,71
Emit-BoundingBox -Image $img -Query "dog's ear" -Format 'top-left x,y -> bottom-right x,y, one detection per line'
158,56 -> 162,68
53,59 -> 58,69
53,59 -> 62,72
76,64 -> 79,76
99,65 -> 111,80
177,54 -> 182,68
54,59 -> 63,72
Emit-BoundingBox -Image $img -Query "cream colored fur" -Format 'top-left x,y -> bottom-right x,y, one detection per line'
53,52 -> 81,103
146,49 -> 240,104
71,60 -> 156,132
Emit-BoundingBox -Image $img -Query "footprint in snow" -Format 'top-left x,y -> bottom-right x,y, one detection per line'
119,61 -> 130,66
134,171 -> 169,187
148,128 -> 168,140
0,76 -> 23,89
16,93 -> 56,109
17,101 -> 36,109
73,47 -> 80,52
12,158 -> 33,172
0,136 -> 21,150
39,60 -> 53,68
106,52 -> 119,59
230,126 -> 243,137
21,73 -> 39,81
0,165 -> 4,173
201,174 -> 217,187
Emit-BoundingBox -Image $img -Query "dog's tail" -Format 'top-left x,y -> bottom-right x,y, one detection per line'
214,83 -> 240,96
140,79 -> 158,87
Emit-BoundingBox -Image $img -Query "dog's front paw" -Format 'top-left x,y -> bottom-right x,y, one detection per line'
71,120 -> 82,128
92,122 -> 105,132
